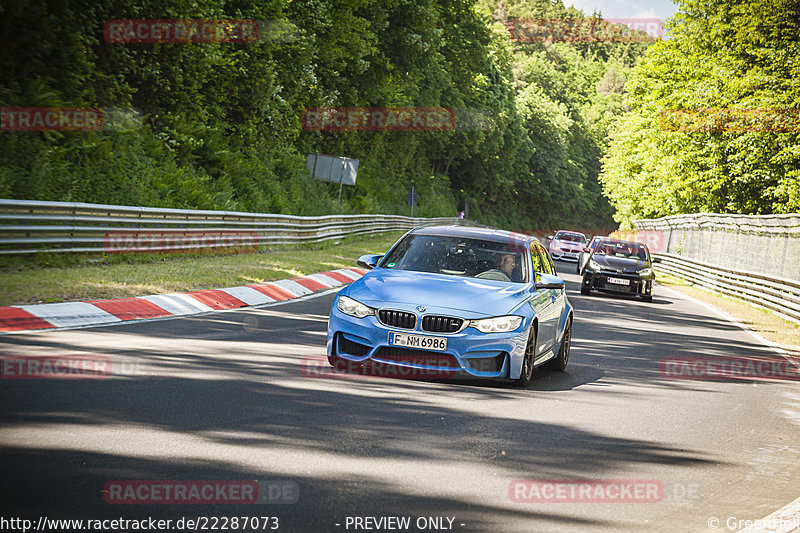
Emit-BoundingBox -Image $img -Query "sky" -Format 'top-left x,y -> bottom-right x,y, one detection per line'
566,0 -> 679,21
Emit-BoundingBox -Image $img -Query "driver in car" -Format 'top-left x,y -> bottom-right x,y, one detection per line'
477,253 -> 516,282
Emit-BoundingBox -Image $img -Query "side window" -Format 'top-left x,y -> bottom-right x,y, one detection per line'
529,247 -> 544,281
538,245 -> 557,275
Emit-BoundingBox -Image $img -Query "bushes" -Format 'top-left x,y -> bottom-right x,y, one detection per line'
0,0 -> 637,229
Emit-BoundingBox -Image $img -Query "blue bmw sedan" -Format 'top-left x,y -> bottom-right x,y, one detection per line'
326,225 -> 573,386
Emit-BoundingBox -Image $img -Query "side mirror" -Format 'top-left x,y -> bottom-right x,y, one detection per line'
652,256 -> 662,263
535,273 -> 565,290
546,235 -> 554,241
357,254 -> 383,270
582,246 -> 590,253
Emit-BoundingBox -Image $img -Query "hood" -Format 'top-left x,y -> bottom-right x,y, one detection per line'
591,254 -> 649,272
553,239 -> 582,249
345,268 -> 530,317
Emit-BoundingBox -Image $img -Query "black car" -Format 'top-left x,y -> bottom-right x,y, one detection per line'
576,235 -> 613,274
579,238 -> 661,302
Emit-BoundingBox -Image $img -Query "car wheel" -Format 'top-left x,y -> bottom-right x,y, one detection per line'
516,326 -> 536,387
547,316 -> 571,371
580,285 -> 590,295
327,354 -> 341,367
642,294 -> 653,303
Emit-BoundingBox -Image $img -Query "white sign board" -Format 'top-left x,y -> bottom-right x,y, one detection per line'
306,154 -> 359,186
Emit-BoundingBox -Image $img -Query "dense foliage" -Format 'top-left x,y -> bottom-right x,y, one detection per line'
600,0 -> 800,226
0,0 -> 651,229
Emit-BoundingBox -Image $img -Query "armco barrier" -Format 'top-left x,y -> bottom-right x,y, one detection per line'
0,199 -> 465,255
653,253 -> 800,325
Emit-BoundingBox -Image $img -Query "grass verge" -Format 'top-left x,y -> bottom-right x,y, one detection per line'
0,232 -> 405,306
656,273 -> 800,356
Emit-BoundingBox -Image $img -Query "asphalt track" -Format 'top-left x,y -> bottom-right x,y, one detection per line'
1,261 -> 799,533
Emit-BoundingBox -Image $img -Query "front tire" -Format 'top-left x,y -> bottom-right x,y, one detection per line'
580,275 -> 591,295
516,326 -> 536,387
547,316 -> 571,371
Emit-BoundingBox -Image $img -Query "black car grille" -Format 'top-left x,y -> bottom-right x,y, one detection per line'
337,334 -> 371,357
465,353 -> 506,372
378,310 -> 416,329
595,274 -> 644,293
421,315 -> 464,333
373,347 -> 460,368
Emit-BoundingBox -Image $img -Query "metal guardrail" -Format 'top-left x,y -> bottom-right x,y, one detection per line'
0,199 -> 465,255
654,252 -> 800,325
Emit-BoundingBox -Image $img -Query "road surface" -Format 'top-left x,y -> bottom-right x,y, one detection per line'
1,263 -> 798,532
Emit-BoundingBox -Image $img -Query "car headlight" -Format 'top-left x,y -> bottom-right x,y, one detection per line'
469,315 -> 523,333
337,295 -> 374,318
587,259 -> 602,271
638,267 -> 653,276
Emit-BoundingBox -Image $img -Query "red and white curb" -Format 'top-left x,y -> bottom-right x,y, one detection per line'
0,268 -> 366,334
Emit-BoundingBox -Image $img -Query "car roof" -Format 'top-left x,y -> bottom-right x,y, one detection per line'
598,238 -> 650,249
411,225 -> 537,246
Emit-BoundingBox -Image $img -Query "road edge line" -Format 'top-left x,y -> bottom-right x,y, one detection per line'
656,283 -> 798,368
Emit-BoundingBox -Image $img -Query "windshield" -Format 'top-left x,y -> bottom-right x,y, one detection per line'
380,234 -> 528,283
555,232 -> 587,243
594,241 -> 649,260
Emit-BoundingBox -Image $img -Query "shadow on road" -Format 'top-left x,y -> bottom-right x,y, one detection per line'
1,271 -> 780,527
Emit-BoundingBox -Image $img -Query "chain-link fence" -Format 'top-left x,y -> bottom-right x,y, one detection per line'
633,213 -> 800,281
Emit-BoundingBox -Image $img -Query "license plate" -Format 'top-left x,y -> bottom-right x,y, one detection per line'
565,252 -> 578,258
607,277 -> 630,286
388,332 -> 447,351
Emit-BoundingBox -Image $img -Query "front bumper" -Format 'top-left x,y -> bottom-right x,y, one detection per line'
550,248 -> 581,261
326,306 -> 529,380
583,270 -> 653,296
